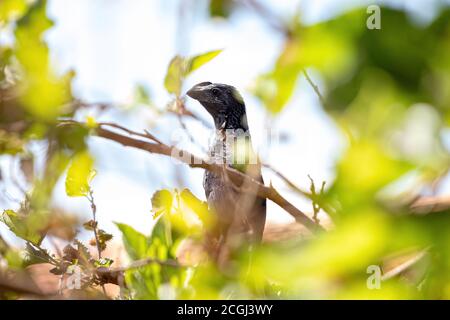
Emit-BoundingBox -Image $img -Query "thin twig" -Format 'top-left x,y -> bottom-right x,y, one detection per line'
303,70 -> 327,108
263,163 -> 312,198
264,164 -> 334,216
86,190 -> 102,260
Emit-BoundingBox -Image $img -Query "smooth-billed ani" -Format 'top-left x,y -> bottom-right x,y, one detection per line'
187,82 -> 266,257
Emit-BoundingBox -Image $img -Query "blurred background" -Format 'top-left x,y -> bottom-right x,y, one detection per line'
1,0 -> 450,299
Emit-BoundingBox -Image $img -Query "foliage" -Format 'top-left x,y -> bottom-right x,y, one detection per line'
0,0 -> 449,300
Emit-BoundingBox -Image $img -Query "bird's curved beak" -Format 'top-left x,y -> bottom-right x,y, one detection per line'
186,82 -> 211,101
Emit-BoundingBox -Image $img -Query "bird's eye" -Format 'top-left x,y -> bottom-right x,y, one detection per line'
211,88 -> 220,96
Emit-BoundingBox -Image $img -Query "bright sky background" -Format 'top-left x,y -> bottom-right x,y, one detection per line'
2,0 -> 450,244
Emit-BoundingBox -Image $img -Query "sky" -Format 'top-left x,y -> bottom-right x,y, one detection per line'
1,0 -> 450,244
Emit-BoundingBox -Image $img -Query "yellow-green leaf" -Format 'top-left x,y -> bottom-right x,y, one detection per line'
0,209 -> 46,245
179,189 -> 214,228
14,0 -> 72,121
164,50 -> 222,96
151,189 -> 173,219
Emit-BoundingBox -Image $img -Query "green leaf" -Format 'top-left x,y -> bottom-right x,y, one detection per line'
0,0 -> 27,23
252,40 -> 303,114
253,11 -> 360,114
30,151 -> 70,210
164,56 -> 184,96
134,84 -> 152,105
330,140 -> 412,211
185,49 -> 222,75
115,223 -> 148,260
0,210 -> 45,245
24,242 -> 53,266
179,189 -> 213,227
14,0 -> 73,121
5,249 -> 24,269
65,150 -> 95,197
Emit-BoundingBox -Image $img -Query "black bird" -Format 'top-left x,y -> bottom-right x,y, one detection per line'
187,82 -> 266,258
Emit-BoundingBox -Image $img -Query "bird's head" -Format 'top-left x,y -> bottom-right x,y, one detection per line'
187,82 -> 248,130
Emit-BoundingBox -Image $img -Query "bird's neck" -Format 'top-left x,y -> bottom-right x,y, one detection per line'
213,112 -> 249,132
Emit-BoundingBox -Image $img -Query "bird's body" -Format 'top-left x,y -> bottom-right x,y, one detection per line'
203,127 -> 266,244
187,82 -> 266,255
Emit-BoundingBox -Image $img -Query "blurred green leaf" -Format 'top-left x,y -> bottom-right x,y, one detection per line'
0,0 -> 27,23
179,189 -> 214,228
151,189 -> 211,237
209,0 -> 234,18
31,151 -> 70,210
330,140 -> 411,210
134,84 -> 152,106
253,11 -> 362,114
251,211 -> 390,293
164,56 -> 184,96
164,50 -> 222,96
117,218 -> 186,300
1,210 -> 45,245
0,130 -> 25,154
14,0 -> 73,121
151,189 -> 173,219
4,250 -> 23,269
